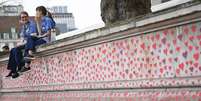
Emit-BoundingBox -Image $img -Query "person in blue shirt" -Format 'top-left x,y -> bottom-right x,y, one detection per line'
24,6 -> 56,69
6,11 -> 37,78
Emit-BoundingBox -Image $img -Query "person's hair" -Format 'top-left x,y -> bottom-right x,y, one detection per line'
20,11 -> 29,17
36,6 -> 47,16
36,6 -> 56,28
47,11 -> 53,20
2,45 -> 9,50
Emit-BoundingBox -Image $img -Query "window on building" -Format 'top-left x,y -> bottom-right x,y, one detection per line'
4,33 -> 9,40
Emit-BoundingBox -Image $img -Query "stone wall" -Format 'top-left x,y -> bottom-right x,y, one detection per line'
0,2 -> 201,101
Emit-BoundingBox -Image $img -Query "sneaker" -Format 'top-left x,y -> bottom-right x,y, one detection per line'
19,67 -> 31,73
5,71 -> 12,77
12,72 -> 20,79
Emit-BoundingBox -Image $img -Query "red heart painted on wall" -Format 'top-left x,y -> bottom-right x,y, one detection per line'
163,30 -> 168,36
191,25 -> 197,33
179,63 -> 185,70
140,43 -> 145,50
194,62 -> 199,67
189,35 -> 194,41
182,51 -> 188,59
183,27 -> 189,34
188,46 -> 193,51
178,34 -> 183,41
161,38 -> 167,45
152,43 -> 157,49
173,40 -> 177,45
176,47 -> 181,52
160,68 -> 164,73
197,35 -> 201,40
199,41 -> 201,47
163,49 -> 168,55
193,53 -> 200,61
156,34 -> 160,40
102,49 -> 107,54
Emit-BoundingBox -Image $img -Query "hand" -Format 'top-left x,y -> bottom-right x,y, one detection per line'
30,33 -> 38,37
16,42 -> 25,47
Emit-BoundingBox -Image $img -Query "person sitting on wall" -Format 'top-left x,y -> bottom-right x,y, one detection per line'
24,6 -> 56,70
6,11 -> 38,78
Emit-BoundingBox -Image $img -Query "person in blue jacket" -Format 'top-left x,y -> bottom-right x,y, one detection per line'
24,6 -> 56,69
6,11 -> 37,78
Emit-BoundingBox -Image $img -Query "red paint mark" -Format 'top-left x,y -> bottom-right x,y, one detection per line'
140,43 -> 145,50
197,35 -> 201,40
178,34 -> 183,41
156,34 -> 160,40
152,43 -> 157,49
191,24 -> 197,33
163,49 -> 168,55
193,53 -> 200,61
189,35 -> 194,41
173,40 -> 177,45
188,46 -> 193,51
179,63 -> 185,70
161,38 -> 167,45
160,68 -> 164,73
183,26 -> 189,34
176,47 -> 181,52
194,62 -> 199,67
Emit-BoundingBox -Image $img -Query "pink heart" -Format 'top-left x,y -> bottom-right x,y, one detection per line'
140,43 -> 145,50
176,47 -> 181,52
191,25 -> 197,33
179,63 -> 185,70
161,38 -> 167,44
193,53 -> 200,61
189,35 -> 194,41
178,34 -> 183,41
152,43 -> 157,49
188,46 -> 193,51
156,34 -> 160,40
183,26 -> 189,34
182,51 -> 188,59
163,49 -> 168,55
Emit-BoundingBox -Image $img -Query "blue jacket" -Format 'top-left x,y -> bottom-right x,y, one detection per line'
20,21 -> 37,40
41,16 -> 56,42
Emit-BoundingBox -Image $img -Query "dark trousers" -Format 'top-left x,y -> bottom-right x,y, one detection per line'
7,45 -> 25,73
25,36 -> 46,53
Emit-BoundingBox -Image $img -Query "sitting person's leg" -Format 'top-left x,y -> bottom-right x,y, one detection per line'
24,36 -> 46,69
25,36 -> 46,59
6,48 -> 17,77
7,47 -> 22,78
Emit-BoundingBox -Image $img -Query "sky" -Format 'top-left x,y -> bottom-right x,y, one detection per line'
22,0 -> 103,29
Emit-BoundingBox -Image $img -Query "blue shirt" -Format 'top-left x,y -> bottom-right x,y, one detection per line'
41,16 -> 56,43
20,21 -> 37,40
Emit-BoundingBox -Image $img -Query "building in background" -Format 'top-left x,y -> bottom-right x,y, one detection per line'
48,6 -> 76,35
0,0 -> 23,51
0,5 -> 23,16
0,16 -> 20,51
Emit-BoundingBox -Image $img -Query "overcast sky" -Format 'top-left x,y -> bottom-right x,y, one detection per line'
22,0 -> 103,29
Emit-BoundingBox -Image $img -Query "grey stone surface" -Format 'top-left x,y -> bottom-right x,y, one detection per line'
101,0 -> 152,25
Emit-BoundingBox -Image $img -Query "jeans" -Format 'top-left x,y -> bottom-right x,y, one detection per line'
7,45 -> 25,73
25,36 -> 47,53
